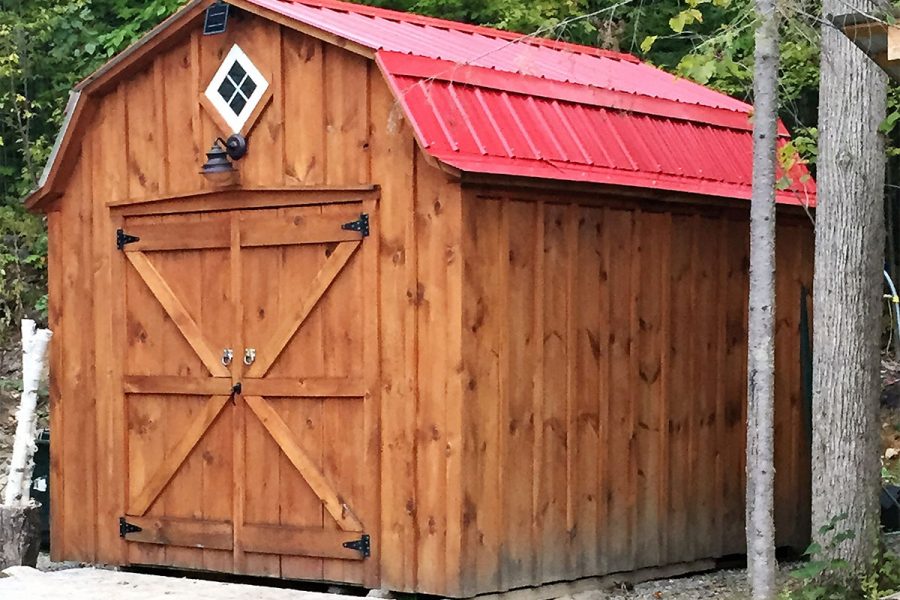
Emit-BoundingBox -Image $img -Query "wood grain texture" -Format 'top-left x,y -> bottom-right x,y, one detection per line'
36,7 -> 816,594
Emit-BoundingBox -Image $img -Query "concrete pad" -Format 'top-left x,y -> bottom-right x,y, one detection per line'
0,566 -> 363,600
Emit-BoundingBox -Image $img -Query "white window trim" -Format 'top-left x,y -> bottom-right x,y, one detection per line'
204,44 -> 270,134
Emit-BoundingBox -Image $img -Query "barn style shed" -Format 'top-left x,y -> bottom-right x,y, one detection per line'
26,0 -> 817,597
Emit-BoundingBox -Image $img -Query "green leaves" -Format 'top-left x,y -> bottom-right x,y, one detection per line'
669,8 -> 703,33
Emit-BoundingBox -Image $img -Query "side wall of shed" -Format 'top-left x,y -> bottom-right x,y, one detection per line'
46,11 -> 464,595
457,188 -> 814,594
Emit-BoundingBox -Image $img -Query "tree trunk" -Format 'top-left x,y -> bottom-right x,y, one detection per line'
4,320 -> 52,507
746,2 -> 779,598
0,504 -> 40,569
814,0 -> 889,574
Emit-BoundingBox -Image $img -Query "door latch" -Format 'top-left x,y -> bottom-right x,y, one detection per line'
243,348 -> 256,366
222,348 -> 234,366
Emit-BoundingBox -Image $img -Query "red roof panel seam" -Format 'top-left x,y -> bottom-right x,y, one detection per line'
418,80 -> 459,151
596,110 -> 640,171
525,96 -> 568,161
500,92 -> 542,159
448,83 -> 488,155
473,87 -> 514,158
551,100 -> 593,165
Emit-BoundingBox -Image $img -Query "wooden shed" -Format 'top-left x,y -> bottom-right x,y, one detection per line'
25,0 -> 817,596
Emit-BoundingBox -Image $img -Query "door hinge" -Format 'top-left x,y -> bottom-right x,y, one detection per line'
119,517 -> 142,538
116,228 -> 140,250
341,213 -> 370,237
342,533 -> 371,558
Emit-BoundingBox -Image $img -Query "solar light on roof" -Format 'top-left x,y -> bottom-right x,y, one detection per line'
204,1 -> 230,36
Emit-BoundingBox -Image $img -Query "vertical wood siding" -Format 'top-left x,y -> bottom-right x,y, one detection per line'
458,192 -> 813,593
44,10 -> 813,597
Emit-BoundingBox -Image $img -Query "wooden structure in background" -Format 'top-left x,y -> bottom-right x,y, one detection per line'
26,0 -> 815,596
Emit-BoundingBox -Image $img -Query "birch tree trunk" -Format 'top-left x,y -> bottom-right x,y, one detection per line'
813,0 -> 889,573
3,320 -> 52,507
746,2 -> 779,598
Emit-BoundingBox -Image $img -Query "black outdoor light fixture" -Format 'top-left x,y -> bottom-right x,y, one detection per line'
201,133 -> 248,175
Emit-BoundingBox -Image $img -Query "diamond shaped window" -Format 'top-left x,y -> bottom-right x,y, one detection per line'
204,45 -> 269,134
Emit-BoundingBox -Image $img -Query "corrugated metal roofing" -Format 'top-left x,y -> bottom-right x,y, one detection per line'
245,0 -> 816,205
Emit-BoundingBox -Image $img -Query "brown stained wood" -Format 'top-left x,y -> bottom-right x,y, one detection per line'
238,213 -> 363,247
370,67 -> 416,591
538,203 -> 571,582
122,516 -> 233,550
605,208 -> 635,573
61,149 -> 98,562
228,0 -> 374,59
690,216 -> 718,560
360,196 -> 382,588
667,215 -> 696,564
125,66 -> 163,200
124,376 -> 232,395
324,46 -> 370,185
460,194 -> 502,592
500,200 -> 540,588
92,88 -> 127,563
414,152 -> 452,595
721,219 -> 749,555
572,206 -> 602,576
107,187 -> 376,211
283,34 -> 326,185
246,240 -> 361,377
243,395 -> 365,532
123,219 -> 231,252
241,377 -> 365,397
47,212 -> 65,561
229,216 -> 248,574
128,395 -> 230,516
125,252 -> 230,378
242,524 -> 368,560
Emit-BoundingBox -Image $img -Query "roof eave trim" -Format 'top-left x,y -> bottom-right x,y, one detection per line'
75,0 -> 207,93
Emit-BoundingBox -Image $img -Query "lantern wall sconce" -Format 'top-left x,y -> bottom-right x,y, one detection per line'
201,134 -> 248,174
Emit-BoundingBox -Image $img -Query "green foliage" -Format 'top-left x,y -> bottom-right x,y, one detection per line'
0,0 -> 186,345
781,515 -> 900,600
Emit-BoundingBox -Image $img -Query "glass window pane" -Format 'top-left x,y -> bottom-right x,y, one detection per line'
230,94 -> 248,115
240,77 -> 258,99
217,78 -> 237,102
228,62 -> 247,83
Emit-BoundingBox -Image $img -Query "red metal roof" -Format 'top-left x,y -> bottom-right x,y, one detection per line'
246,0 -> 816,205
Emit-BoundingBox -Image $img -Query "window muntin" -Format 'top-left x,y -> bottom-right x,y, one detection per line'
204,44 -> 269,133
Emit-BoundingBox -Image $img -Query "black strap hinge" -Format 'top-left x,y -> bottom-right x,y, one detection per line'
116,228 -> 140,250
119,517 -> 142,538
342,533 -> 370,558
341,213 -> 369,237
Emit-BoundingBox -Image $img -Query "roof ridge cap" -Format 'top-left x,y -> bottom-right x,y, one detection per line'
278,0 -> 640,62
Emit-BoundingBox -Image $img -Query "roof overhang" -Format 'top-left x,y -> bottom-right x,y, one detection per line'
832,10 -> 900,81
25,0 -> 375,211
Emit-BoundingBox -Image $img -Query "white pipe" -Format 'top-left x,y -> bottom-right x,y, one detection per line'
3,320 -> 52,507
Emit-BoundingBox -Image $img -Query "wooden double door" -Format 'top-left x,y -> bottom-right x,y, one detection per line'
115,200 -> 377,583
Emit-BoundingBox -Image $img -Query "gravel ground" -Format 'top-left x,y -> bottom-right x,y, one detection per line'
0,565 -> 366,600
567,565 -> 797,600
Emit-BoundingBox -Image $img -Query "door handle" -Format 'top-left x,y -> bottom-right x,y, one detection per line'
243,348 -> 256,366
222,348 -> 234,366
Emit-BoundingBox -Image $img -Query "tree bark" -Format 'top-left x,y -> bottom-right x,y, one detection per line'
814,0 -> 889,574
3,319 -> 52,507
746,2 -> 779,598
0,504 -> 40,569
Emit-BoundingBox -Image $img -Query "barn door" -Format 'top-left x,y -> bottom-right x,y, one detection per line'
116,202 -> 377,583
118,212 -> 237,569
236,204 -> 376,582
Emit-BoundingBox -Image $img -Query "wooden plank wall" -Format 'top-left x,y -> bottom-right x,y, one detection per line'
458,190 -> 814,594
47,13 -> 465,596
